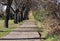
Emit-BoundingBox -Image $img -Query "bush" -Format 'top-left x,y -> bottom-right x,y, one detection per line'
33,1 -> 60,35
33,10 -> 48,22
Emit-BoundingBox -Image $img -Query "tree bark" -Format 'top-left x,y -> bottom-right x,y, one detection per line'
20,5 -> 25,21
14,13 -> 18,24
4,0 -> 12,28
18,13 -> 21,22
23,8 -> 30,20
14,9 -> 19,24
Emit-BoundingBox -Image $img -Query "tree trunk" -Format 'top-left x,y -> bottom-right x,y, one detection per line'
23,8 -> 29,20
18,13 -> 21,22
20,6 -> 25,21
4,0 -> 12,28
14,9 -> 19,24
14,13 -> 18,24
4,13 -> 9,28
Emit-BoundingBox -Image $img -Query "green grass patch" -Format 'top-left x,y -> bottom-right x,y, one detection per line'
0,20 -> 15,38
0,20 -> 24,38
44,35 -> 59,41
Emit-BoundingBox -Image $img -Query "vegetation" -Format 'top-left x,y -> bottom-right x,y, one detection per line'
33,10 -> 60,41
0,0 -> 60,41
33,1 -> 60,40
33,10 -> 48,22
0,0 -> 40,28
0,0 -> 40,38
0,20 -> 24,38
0,20 -> 15,38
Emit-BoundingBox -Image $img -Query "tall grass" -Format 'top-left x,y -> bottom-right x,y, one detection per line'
33,10 -> 59,41
33,10 -> 48,22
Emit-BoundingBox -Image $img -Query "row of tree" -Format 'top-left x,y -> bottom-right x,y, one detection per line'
0,0 -> 40,28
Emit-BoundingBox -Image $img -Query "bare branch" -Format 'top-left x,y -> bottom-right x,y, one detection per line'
0,1 -> 7,5
10,7 -> 15,13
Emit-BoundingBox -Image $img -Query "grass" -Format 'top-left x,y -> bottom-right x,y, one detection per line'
33,10 -> 48,22
33,10 -> 60,41
44,35 -> 59,41
0,20 -> 15,38
35,20 -> 59,41
0,20 -> 24,38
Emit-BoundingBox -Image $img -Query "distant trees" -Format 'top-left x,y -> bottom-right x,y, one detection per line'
0,0 -> 40,28
13,0 -> 40,23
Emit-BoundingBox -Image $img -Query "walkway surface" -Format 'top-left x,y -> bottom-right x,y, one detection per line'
0,20 -> 41,41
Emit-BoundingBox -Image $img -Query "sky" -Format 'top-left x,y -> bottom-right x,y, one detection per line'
57,0 -> 60,4
2,5 -> 7,12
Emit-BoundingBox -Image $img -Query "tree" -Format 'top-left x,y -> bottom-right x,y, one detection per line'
0,0 -> 40,28
4,0 -> 13,28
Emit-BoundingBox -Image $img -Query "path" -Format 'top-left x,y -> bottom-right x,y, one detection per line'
0,20 -> 41,41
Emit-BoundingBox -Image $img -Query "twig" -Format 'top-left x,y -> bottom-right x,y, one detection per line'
0,1 -> 7,5
10,7 -> 16,13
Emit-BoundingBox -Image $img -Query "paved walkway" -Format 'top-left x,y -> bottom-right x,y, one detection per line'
0,20 -> 40,41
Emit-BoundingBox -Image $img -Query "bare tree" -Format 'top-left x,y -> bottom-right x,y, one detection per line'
4,0 -> 13,28
0,0 -> 40,28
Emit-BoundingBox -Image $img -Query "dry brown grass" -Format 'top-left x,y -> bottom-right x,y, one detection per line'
43,16 -> 60,35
